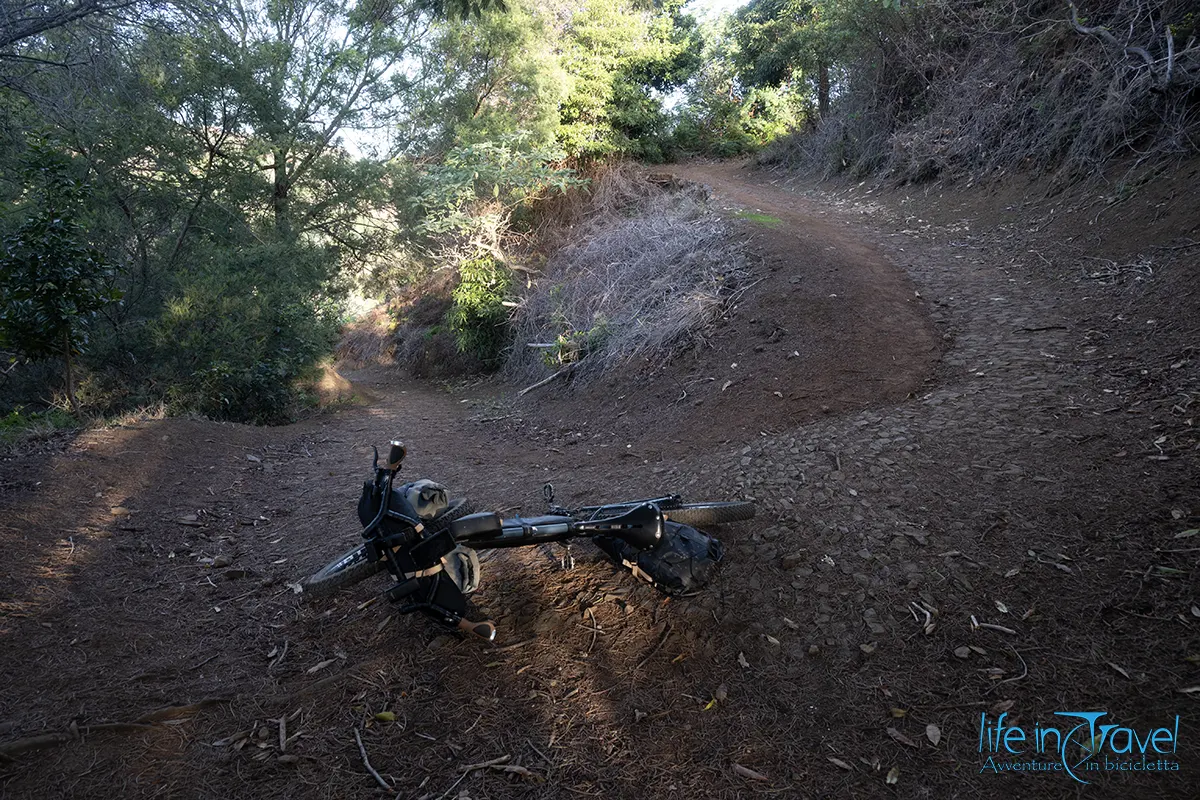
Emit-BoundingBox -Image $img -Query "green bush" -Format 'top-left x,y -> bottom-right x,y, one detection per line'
151,242 -> 341,424
0,144 -> 121,412
448,254 -> 511,367
0,405 -> 77,446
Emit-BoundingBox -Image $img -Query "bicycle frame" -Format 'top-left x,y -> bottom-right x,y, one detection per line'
454,505 -> 663,551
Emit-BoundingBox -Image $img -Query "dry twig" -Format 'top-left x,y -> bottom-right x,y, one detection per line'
353,727 -> 392,791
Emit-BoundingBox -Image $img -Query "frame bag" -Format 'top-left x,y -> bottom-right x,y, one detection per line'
593,521 -> 724,596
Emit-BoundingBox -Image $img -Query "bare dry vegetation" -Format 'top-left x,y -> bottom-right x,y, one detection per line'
765,0 -> 1200,185
506,168 -> 754,383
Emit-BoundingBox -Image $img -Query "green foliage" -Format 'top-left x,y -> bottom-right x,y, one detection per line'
0,405 -> 77,446
0,0 -> 716,414
670,16 -> 807,156
544,318 -> 611,367
556,0 -> 701,160
409,1 -> 568,154
412,136 -> 584,234
150,242 -> 341,424
734,210 -> 783,228
448,254 -> 511,366
0,144 -> 121,408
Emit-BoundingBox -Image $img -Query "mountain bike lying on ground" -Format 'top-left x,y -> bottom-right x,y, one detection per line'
301,441 -> 754,641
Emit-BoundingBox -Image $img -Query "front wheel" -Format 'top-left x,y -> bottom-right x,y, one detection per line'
302,498 -> 472,599
663,501 -> 755,527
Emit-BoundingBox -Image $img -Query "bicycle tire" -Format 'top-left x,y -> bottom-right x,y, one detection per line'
663,501 -> 755,527
302,498 -> 472,598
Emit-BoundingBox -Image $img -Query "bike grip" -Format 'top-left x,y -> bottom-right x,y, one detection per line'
457,618 -> 496,641
387,440 -> 406,469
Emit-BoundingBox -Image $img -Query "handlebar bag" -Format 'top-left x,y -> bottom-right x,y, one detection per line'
593,521 -> 724,596
358,479 -> 449,528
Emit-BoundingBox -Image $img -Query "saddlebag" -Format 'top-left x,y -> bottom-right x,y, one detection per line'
593,521 -> 724,596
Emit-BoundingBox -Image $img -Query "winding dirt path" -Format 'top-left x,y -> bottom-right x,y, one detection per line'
1,162 -> 1197,799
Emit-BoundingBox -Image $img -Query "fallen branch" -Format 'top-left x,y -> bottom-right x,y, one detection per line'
987,647 -> 1030,693
353,727 -> 392,791
134,696 -> 229,724
517,363 -> 577,397
0,721 -> 163,760
732,763 -> 769,781
460,755 -> 511,772
1068,3 -> 1116,47
459,754 -> 545,782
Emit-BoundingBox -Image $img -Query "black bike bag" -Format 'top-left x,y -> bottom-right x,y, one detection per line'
594,521 -> 725,596
450,512 -> 503,540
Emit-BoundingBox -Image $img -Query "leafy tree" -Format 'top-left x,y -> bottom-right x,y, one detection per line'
554,0 -> 700,160
0,0 -> 141,54
0,144 -> 121,412
671,14 -> 806,155
407,0 -> 568,154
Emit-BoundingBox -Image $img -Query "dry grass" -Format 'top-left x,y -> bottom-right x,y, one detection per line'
335,307 -> 397,369
506,175 -> 752,383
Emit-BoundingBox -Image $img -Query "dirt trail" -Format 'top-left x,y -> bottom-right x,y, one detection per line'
1,162 -> 1198,799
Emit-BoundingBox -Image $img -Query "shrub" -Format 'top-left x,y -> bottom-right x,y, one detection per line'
448,254 -> 512,367
151,242 -> 341,424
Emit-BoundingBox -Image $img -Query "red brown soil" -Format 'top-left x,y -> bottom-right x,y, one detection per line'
1,160 -> 1197,799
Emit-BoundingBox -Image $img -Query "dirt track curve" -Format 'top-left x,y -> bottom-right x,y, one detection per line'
1,161 -> 1197,799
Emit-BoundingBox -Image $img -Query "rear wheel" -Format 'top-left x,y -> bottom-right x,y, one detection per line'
663,501 -> 755,527
302,498 -> 472,598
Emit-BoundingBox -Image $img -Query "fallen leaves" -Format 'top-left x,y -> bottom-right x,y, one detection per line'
826,756 -> 854,771
886,727 -> 919,749
925,723 -> 942,746
885,766 -> 901,785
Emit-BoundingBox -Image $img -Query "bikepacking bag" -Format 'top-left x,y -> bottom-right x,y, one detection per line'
593,521 -> 725,596
358,479 -> 449,529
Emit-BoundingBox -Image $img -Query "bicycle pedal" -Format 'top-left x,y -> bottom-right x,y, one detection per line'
457,618 -> 496,641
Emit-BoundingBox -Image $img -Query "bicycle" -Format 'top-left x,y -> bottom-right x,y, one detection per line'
301,441 -> 755,641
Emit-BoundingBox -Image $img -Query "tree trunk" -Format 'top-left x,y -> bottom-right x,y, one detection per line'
818,62 -> 830,120
272,148 -> 292,239
63,332 -> 78,415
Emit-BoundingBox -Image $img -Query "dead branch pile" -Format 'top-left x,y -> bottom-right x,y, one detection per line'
506,184 -> 751,384
764,0 -> 1200,184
